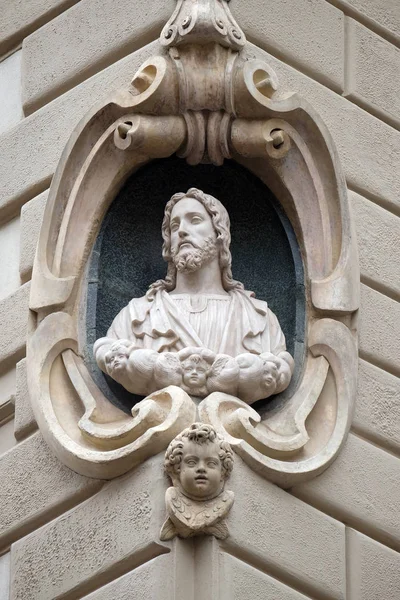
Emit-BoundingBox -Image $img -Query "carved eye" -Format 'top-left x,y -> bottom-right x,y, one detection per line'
191,216 -> 202,224
207,460 -> 218,468
187,459 -> 197,467
171,222 -> 179,232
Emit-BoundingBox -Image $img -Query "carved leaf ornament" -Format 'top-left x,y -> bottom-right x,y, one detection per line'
28,0 -> 359,484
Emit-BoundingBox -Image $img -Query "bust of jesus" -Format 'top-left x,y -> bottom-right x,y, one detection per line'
94,188 -> 294,403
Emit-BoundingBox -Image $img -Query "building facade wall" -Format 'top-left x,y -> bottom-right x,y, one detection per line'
0,1 -> 399,598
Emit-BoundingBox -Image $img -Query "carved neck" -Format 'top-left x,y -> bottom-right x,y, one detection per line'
172,257 -> 228,295
176,482 -> 226,503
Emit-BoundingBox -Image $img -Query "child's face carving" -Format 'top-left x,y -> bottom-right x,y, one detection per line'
182,359 -> 208,388
260,361 -> 278,392
105,344 -> 129,373
179,440 -> 223,499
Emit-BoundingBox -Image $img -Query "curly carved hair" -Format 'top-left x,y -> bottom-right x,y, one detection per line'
164,422 -> 234,480
181,354 -> 211,371
147,188 -> 244,298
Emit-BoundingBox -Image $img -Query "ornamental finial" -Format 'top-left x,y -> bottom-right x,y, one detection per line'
160,0 -> 246,50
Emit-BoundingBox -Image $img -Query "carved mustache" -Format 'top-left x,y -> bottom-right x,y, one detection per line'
178,240 -> 199,249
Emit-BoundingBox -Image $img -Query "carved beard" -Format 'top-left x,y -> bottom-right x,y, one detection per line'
172,235 -> 218,273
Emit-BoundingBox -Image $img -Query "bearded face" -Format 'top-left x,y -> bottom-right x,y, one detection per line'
171,235 -> 218,273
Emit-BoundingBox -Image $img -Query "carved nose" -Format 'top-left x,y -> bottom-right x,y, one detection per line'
196,465 -> 206,473
178,227 -> 188,238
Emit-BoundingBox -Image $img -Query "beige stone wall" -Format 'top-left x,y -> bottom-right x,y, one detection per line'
0,1 -> 399,598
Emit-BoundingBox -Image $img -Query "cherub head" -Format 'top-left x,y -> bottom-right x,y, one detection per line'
260,360 -> 278,395
164,423 -> 234,500
181,354 -> 210,394
104,340 -> 131,375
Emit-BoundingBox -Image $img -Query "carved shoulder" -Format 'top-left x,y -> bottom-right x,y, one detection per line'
250,296 -> 269,314
107,294 -> 151,339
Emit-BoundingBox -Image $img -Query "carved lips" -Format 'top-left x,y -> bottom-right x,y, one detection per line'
194,474 -> 209,485
178,240 -> 196,250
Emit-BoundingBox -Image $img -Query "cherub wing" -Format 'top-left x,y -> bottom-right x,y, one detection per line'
160,518 -> 178,541
204,520 -> 229,540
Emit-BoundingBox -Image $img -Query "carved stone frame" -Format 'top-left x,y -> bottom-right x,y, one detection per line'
28,0 -> 359,485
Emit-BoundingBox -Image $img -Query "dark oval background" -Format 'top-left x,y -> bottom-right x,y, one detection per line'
85,155 -> 305,414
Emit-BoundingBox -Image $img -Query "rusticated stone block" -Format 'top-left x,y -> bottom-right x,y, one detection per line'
255,45 -> 400,214
346,19 -> 400,125
0,432 -> 102,551
0,0 -> 81,56
0,417 -> 17,456
220,553 -> 310,600
22,0 -> 175,113
10,455 -> 168,600
232,0 -> 343,89
0,42 -> 158,224
225,458 -> 345,600
355,359 -> 400,454
82,555 -> 172,600
19,190 -> 47,283
347,528 -> 400,600
359,284 -> 400,375
14,358 -> 37,440
292,433 -> 400,549
339,0 -> 400,41
351,191 -> 400,298
0,283 -> 30,373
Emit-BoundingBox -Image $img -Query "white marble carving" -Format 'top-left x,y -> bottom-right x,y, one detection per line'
94,188 -> 294,403
160,422 -> 234,540
27,0 -> 359,484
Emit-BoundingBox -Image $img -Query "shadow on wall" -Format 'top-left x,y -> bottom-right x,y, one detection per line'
84,155 -> 305,414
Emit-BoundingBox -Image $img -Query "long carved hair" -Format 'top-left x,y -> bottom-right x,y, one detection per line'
147,188 -> 244,298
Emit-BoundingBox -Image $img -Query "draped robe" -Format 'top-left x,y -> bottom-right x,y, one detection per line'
106,289 -> 286,357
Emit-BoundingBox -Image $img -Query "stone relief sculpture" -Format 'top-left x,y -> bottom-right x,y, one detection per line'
160,422 -> 234,541
94,188 -> 294,404
27,0 -> 359,485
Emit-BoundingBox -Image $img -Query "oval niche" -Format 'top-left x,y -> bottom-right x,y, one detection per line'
85,155 -> 305,415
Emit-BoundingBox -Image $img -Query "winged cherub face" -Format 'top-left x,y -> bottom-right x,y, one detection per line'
179,440 -> 223,500
105,342 -> 130,374
182,356 -> 209,388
